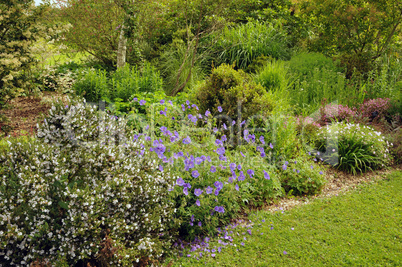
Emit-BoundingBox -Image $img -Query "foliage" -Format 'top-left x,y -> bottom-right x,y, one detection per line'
387,128 -> 402,165
73,68 -> 109,103
54,0 -> 141,67
358,98 -> 391,121
0,0 -> 48,109
213,21 -> 291,70
286,53 -> 365,114
318,103 -> 357,125
194,64 -> 276,124
315,122 -> 392,174
279,156 -> 327,195
299,0 -> 402,76
109,63 -> 163,102
254,59 -> 290,91
0,97 -> 177,266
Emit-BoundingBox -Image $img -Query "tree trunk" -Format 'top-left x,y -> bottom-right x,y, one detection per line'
117,24 -> 127,68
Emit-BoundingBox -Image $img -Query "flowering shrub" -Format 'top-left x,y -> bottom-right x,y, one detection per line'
358,98 -> 391,121
318,103 -> 356,124
316,122 -> 392,174
279,157 -> 327,195
0,97 -> 176,266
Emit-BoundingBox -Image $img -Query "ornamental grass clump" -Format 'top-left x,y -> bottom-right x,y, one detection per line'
0,97 -> 176,266
315,122 -> 392,174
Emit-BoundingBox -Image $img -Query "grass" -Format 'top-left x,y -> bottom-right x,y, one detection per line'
169,170 -> 402,266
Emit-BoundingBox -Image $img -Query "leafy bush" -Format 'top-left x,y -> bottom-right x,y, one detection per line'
279,157 -> 327,195
214,21 -> 291,70
254,59 -> 289,91
0,97 -> 176,266
318,103 -> 357,125
315,122 -> 392,174
358,98 -> 391,121
73,68 -> 109,102
194,64 -> 276,123
110,62 -> 163,102
73,63 -> 163,103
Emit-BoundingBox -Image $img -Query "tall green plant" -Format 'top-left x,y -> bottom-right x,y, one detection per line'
214,21 -> 291,70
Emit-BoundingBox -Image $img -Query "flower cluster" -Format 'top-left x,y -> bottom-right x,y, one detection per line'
316,122 -> 392,174
319,103 -> 356,124
0,97 -> 176,266
358,98 -> 391,120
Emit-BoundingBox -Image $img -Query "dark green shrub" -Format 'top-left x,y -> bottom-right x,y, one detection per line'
279,157 -> 327,195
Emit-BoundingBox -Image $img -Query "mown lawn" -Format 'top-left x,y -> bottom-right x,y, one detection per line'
170,171 -> 402,266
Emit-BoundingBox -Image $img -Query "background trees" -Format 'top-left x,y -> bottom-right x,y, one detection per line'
299,0 -> 402,77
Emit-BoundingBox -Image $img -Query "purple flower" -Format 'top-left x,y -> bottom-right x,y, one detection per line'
259,136 -> 265,144
191,215 -> 195,222
214,206 -> 225,213
223,123 -> 227,130
229,163 -> 236,170
183,136 -> 192,144
192,170 -> 200,178
260,151 -> 266,157
206,186 -> 213,194
296,169 -> 300,174
218,106 -> 223,112
194,188 -> 203,196
263,170 -> 270,180
215,139 -> 223,146
283,251 -> 287,255
160,99 -> 165,104
237,164 -> 242,170
221,135 -> 227,142
205,110 -> 211,117
184,183 -> 191,189
240,152 -> 246,157
282,165 -> 287,171
241,242 -> 245,246
139,99 -> 146,105
198,221 -> 202,227
214,181 -> 223,190
310,165 -> 314,169
183,187 -> 188,195
285,161 -> 289,165
214,189 -> 220,196
216,147 -> 226,155
159,165 -> 163,172
235,184 -> 239,191
210,166 -> 217,173
269,143 -> 274,149
186,100 -> 190,105
247,169 -> 254,178
181,104 -> 185,111
196,199 -> 200,206
319,171 -> 323,175
241,120 -> 246,126
195,157 -> 203,165
176,177 -> 185,186
238,171 -> 245,181
232,120 -> 236,125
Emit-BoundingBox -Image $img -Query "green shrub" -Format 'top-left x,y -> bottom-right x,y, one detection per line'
0,97 -> 176,266
214,21 -> 291,70
387,128 -> 402,165
73,68 -> 109,102
195,64 -> 275,122
279,156 -> 327,195
315,122 -> 392,174
254,59 -> 289,91
288,52 -> 342,77
110,62 -> 163,102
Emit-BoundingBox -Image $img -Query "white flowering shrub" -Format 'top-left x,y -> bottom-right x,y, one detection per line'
315,122 -> 392,174
0,97 -> 176,266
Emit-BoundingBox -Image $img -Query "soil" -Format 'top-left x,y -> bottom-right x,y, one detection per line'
0,91 -> 67,138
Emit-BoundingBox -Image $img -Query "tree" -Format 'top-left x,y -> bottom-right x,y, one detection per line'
55,0 -> 139,67
0,0 -> 47,110
299,0 -> 402,76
